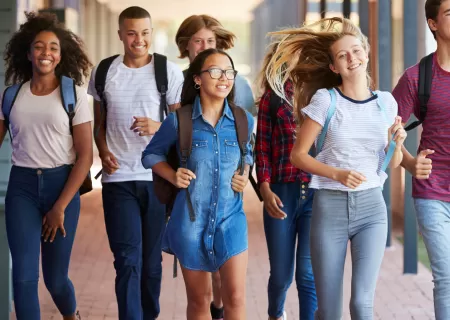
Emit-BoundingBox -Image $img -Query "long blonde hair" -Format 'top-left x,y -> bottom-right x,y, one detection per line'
265,17 -> 371,122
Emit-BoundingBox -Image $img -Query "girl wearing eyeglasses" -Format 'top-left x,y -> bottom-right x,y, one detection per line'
142,48 -> 254,319
175,15 -> 256,320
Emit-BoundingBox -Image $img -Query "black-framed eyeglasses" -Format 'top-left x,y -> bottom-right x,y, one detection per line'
199,68 -> 238,80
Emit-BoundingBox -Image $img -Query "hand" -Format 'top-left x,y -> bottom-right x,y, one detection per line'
42,206 -> 66,243
100,150 -> 120,175
335,169 -> 367,189
260,184 -> 287,219
231,170 -> 249,193
389,116 -> 407,148
130,116 -> 161,136
175,168 -> 196,188
413,149 -> 434,179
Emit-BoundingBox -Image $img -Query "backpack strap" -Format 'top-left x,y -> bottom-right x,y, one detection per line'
373,92 -> 397,172
94,55 -> 119,107
404,53 -> 433,131
154,53 -> 169,122
229,105 -> 249,175
176,105 -> 195,222
316,89 -> 337,153
2,83 -> 23,141
60,76 -> 77,134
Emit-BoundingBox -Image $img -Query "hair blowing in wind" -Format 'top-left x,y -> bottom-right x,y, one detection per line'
265,17 -> 371,122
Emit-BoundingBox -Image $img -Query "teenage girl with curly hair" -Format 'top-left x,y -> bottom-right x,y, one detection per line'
1,12 -> 93,320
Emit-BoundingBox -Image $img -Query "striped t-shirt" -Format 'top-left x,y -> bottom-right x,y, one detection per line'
88,55 -> 184,183
302,88 -> 397,191
393,52 -> 450,202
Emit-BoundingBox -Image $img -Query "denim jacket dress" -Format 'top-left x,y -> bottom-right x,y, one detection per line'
142,96 -> 254,271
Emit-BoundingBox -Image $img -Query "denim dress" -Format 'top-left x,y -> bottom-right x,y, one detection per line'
142,96 -> 254,272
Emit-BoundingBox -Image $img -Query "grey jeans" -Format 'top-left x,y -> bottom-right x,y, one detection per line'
311,188 -> 387,320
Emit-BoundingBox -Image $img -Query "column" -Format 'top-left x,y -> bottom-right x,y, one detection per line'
0,0 -> 16,317
320,0 -> 326,19
377,0 -> 393,247
359,0 -> 369,35
83,0 -> 97,64
402,0 -> 420,274
343,0 -> 351,18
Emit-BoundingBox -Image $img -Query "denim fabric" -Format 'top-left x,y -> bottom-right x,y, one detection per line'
264,181 -> 317,319
414,198 -> 450,320
142,96 -> 255,272
311,188 -> 387,320
5,165 -> 80,320
102,181 -> 166,320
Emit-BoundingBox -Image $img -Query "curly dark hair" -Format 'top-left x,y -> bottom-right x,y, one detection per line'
4,11 -> 92,86
181,48 -> 236,107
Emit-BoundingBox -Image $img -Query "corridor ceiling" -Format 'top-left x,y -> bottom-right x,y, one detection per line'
99,0 -> 263,22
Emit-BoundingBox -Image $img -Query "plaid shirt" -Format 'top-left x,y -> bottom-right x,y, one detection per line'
255,82 -> 311,184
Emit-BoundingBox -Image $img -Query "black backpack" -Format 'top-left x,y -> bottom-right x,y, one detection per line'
404,53 -> 433,131
93,53 -> 168,179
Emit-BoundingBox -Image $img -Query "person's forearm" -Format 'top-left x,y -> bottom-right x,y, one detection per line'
54,153 -> 93,211
291,152 -> 340,181
152,162 -> 177,185
400,144 -> 415,174
94,124 -> 109,156
390,148 -> 404,168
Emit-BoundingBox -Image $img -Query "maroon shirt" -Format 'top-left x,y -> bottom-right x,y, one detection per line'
393,52 -> 450,201
255,81 -> 310,184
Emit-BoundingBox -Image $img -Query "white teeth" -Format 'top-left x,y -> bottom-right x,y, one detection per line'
217,85 -> 227,89
134,45 -> 145,49
39,60 -> 52,65
348,63 -> 361,70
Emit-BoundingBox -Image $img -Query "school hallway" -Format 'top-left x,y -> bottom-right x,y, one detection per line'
6,159 -> 435,320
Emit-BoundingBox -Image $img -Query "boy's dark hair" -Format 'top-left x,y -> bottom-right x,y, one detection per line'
4,11 -> 92,86
181,48 -> 236,107
118,6 -> 151,26
425,0 -> 445,39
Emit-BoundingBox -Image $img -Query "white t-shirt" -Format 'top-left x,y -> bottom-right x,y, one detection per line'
88,55 -> 184,183
0,82 -> 93,168
302,88 -> 398,191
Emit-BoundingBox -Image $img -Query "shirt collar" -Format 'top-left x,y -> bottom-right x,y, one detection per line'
191,95 -> 234,120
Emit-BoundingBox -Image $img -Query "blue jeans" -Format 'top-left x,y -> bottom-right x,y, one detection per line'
5,165 -> 80,320
102,181 -> 166,320
415,198 -> 450,320
264,181 -> 317,319
311,188 -> 387,320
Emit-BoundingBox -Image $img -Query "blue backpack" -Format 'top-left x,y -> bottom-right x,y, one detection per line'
316,88 -> 396,173
1,76 -> 93,195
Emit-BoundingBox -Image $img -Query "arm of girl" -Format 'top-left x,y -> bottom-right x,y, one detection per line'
388,116 -> 407,168
42,121 -> 93,242
0,120 -> 7,148
290,117 -> 367,189
141,112 -> 195,188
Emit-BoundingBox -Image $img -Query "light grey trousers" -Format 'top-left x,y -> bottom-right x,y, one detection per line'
311,188 -> 387,320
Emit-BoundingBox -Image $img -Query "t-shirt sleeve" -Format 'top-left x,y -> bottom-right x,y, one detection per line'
73,86 -> 93,126
166,61 -> 184,106
301,88 -> 332,127
87,65 -> 100,101
392,70 -> 419,122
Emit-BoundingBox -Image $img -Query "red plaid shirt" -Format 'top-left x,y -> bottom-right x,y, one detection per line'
255,82 -> 311,184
